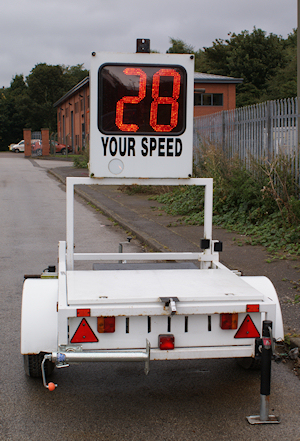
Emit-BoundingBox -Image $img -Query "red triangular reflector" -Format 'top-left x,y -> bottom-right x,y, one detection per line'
234,314 -> 260,339
71,318 -> 98,343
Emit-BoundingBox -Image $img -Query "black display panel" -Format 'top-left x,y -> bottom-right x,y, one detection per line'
98,63 -> 187,135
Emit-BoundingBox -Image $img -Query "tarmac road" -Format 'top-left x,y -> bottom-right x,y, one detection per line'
1,153 -> 300,441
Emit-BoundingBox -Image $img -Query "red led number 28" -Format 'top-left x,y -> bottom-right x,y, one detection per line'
115,68 -> 181,132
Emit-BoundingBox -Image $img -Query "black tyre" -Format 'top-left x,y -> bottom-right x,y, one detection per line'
23,353 -> 55,378
237,357 -> 261,370
15,149 -> 19,153
61,148 -> 66,155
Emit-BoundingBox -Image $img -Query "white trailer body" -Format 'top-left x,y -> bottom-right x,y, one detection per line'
20,49 -> 283,390
21,177 -> 284,387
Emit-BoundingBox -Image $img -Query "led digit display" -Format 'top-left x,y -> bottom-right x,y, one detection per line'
98,63 -> 187,135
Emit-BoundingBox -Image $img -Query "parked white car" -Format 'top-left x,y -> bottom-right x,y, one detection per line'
10,139 -> 42,153
10,140 -> 25,153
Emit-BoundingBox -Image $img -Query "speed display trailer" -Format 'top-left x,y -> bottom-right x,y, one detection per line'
21,42 -> 283,423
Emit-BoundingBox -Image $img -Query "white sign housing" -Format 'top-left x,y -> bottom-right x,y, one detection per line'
89,52 -> 194,178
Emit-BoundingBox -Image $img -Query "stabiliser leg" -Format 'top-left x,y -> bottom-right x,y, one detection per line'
247,320 -> 280,424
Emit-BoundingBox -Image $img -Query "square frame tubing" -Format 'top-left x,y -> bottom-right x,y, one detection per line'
66,177 -> 213,271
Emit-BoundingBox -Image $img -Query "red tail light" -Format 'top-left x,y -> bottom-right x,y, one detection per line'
234,314 -> 260,339
159,334 -> 175,350
97,316 -> 115,333
77,308 -> 90,317
220,313 -> 238,330
246,304 -> 260,312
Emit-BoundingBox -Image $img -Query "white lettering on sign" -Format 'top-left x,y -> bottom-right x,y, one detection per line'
101,137 -> 182,158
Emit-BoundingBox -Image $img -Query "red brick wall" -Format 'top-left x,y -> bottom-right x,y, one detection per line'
57,84 -> 89,153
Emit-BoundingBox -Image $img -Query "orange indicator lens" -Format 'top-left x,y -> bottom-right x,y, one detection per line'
220,313 -> 238,330
97,316 -> 115,333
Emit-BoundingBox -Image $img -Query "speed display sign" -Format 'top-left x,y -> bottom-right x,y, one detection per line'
99,64 -> 186,135
90,52 -> 194,178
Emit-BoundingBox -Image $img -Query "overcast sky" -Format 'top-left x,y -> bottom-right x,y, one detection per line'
1,0 -> 297,88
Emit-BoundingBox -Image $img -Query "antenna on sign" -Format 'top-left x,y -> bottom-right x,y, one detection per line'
136,39 -> 150,53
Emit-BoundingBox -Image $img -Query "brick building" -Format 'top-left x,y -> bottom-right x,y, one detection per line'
54,73 -> 242,153
194,72 -> 243,117
54,77 -> 90,154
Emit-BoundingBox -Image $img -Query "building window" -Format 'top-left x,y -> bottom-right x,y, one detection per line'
75,102 -> 79,113
194,92 -> 223,106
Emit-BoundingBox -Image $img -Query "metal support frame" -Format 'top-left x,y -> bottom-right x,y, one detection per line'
66,177 -> 213,270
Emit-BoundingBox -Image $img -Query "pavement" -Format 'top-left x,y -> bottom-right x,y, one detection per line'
47,164 -> 300,345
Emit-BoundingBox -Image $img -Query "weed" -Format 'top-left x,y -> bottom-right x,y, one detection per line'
119,185 -> 170,196
285,334 -> 291,346
73,144 -> 89,168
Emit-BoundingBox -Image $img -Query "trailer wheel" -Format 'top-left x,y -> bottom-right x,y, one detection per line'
23,353 -> 55,378
237,357 -> 261,370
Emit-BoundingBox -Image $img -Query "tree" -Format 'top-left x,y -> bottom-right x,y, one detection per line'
165,31 -> 295,105
0,63 -> 88,150
262,30 -> 297,101
26,64 -> 67,132
203,28 -> 286,106
0,75 -> 31,150
63,64 -> 89,90
26,63 -> 89,133
166,38 -> 194,54
194,48 -> 209,72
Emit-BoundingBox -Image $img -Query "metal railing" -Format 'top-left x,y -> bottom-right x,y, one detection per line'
193,98 -> 300,186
